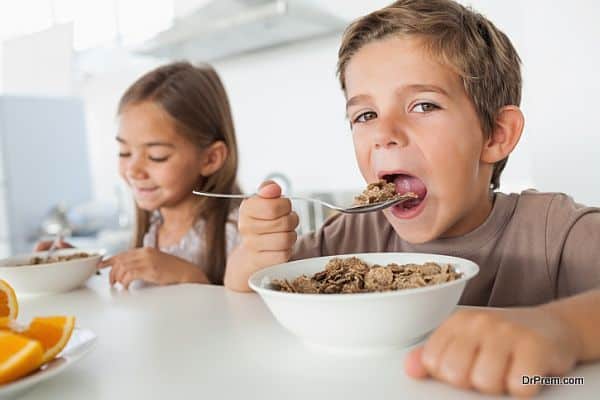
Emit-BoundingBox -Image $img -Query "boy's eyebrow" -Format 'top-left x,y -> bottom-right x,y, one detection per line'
115,136 -> 175,148
401,84 -> 449,96
346,94 -> 372,111
346,84 -> 449,111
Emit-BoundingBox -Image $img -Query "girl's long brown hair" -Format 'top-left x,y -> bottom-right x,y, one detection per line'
118,61 -> 241,285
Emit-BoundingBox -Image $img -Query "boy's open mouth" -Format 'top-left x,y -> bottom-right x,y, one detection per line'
381,173 -> 428,211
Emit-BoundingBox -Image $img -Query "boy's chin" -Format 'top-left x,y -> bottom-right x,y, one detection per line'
383,214 -> 439,244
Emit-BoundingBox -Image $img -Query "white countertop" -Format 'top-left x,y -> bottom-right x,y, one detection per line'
14,275 -> 600,399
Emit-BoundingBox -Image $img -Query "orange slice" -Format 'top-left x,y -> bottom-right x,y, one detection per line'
0,317 -> 14,329
0,331 -> 43,385
20,316 -> 75,364
0,280 -> 18,320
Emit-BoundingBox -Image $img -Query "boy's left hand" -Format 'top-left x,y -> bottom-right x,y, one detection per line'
405,307 -> 581,397
98,248 -> 205,288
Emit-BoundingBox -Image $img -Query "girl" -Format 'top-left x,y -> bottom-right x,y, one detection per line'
40,62 -> 242,287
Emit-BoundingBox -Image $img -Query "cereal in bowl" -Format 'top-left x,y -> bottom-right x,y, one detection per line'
22,252 -> 95,266
272,256 -> 461,294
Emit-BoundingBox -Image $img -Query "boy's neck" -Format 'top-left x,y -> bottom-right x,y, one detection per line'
439,190 -> 495,239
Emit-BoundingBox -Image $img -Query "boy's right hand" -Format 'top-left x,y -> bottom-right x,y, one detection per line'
225,181 -> 299,292
34,239 -> 74,252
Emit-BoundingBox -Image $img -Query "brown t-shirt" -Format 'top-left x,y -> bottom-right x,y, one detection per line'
292,190 -> 600,307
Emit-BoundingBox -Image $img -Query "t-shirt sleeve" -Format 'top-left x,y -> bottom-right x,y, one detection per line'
551,195 -> 600,297
291,214 -> 345,260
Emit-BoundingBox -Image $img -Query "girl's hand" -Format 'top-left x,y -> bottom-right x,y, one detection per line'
98,248 -> 209,288
404,307 -> 580,397
34,239 -> 74,251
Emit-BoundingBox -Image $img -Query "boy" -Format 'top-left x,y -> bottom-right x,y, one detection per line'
224,0 -> 600,396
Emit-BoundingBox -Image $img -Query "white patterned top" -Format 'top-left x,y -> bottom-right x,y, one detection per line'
143,208 -> 241,272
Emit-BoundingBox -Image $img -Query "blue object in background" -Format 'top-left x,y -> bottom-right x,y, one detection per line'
0,95 -> 92,255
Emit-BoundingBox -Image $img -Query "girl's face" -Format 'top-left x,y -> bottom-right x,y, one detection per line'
344,36 -> 494,243
117,101 -> 205,211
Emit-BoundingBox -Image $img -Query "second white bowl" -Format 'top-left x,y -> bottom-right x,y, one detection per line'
0,248 -> 103,297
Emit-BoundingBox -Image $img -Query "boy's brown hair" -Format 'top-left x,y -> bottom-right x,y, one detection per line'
118,62 -> 241,285
337,0 -> 522,190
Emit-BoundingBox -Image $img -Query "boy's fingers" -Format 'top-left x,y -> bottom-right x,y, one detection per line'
470,337 -> 512,395
421,325 -> 455,375
437,336 -> 479,389
506,340 -> 546,397
257,181 -> 282,199
404,347 -> 429,379
239,212 -> 299,235
240,196 -> 292,221
244,231 -> 297,252
254,249 -> 293,268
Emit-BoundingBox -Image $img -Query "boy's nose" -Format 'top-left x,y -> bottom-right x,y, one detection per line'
373,118 -> 409,149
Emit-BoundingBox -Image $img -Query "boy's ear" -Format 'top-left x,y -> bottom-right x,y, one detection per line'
480,105 -> 524,164
199,141 -> 228,176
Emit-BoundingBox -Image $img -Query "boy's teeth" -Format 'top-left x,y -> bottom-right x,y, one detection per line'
393,175 -> 427,198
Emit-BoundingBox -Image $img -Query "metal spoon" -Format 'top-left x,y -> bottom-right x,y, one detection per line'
192,191 -> 417,214
44,232 -> 64,263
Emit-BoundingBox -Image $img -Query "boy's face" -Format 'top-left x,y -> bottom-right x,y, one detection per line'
344,36 -> 494,243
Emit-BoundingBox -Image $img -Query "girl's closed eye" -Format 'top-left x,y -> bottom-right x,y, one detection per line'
119,152 -> 131,158
148,154 -> 170,162
411,102 -> 441,113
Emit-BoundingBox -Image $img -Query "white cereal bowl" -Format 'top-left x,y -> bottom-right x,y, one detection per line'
0,248 -> 103,297
249,252 -> 479,355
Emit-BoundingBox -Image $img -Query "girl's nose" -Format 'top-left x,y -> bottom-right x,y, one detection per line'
373,116 -> 409,149
126,156 -> 148,180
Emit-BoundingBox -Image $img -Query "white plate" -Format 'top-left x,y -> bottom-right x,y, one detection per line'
0,328 -> 97,399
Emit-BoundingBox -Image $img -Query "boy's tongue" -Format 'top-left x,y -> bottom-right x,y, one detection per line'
393,175 -> 427,199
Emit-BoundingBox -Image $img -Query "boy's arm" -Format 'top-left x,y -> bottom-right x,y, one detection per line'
405,289 -> 600,396
543,288 -> 600,362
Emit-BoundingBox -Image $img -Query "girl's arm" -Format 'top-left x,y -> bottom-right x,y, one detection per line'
99,248 -> 211,287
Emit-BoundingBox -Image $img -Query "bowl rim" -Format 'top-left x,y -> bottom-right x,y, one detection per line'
248,252 -> 479,301
0,248 -> 105,271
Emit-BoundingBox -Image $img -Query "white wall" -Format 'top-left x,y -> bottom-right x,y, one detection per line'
2,24 -> 74,96
79,0 -> 600,205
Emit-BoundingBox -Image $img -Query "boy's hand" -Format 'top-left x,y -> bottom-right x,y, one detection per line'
34,239 -> 73,251
224,181 -> 299,291
99,247 -> 208,288
405,307 -> 580,397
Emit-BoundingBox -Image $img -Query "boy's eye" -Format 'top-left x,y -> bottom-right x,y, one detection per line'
149,156 -> 169,162
118,152 -> 131,158
411,102 -> 440,113
353,111 -> 378,124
